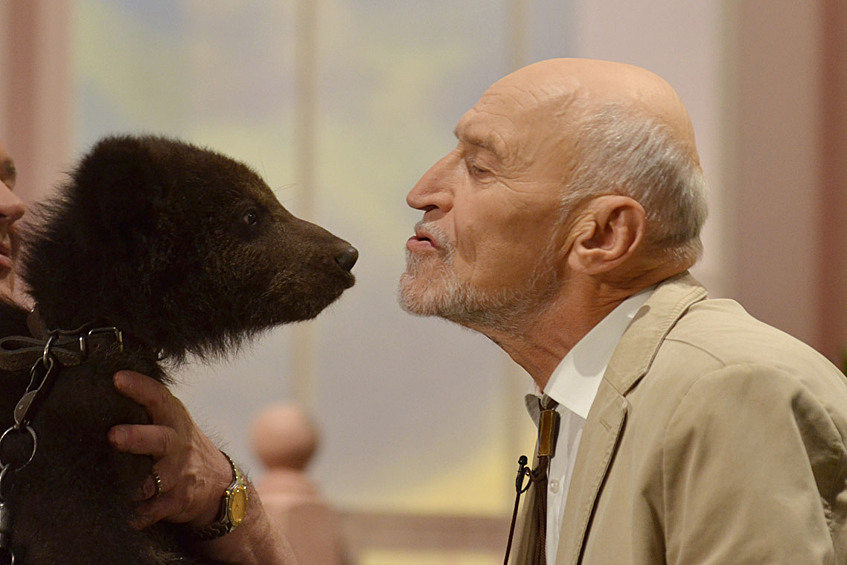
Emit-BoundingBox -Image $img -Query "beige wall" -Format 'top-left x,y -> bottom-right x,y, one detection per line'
818,0 -> 847,361
728,0 -> 847,360
730,0 -> 824,347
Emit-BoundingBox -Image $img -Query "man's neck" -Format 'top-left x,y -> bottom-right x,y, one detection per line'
480,273 -> 675,390
482,289 -> 620,390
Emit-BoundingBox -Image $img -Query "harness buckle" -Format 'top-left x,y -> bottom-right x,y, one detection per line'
80,327 -> 124,356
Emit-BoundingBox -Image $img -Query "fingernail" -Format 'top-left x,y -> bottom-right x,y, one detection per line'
135,479 -> 153,502
109,427 -> 126,447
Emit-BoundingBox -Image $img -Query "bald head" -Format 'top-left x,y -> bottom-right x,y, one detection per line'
480,58 -> 707,267
493,58 -> 701,166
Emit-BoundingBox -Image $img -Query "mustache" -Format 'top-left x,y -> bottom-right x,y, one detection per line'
414,221 -> 453,255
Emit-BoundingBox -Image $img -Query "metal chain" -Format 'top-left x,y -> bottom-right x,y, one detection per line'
0,320 -> 125,564
0,333 -> 61,564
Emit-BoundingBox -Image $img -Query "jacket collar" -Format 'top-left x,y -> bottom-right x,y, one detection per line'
553,271 -> 707,564
603,271 -> 708,397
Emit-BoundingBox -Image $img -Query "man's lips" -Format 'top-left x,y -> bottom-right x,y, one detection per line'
407,226 -> 439,252
407,235 -> 436,252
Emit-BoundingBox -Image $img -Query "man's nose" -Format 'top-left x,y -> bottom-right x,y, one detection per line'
406,153 -> 454,212
0,185 -> 25,224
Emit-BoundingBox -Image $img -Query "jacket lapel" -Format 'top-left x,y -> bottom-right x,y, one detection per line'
555,272 -> 708,564
555,382 -> 628,564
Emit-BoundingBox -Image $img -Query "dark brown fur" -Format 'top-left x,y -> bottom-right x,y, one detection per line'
0,135 -> 357,564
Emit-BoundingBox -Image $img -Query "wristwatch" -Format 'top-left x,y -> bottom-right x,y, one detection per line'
192,451 -> 248,541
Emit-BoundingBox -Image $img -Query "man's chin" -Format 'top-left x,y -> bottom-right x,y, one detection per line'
398,270 -> 451,315
397,273 -> 428,315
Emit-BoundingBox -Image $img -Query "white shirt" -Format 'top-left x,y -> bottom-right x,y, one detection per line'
525,288 -> 653,563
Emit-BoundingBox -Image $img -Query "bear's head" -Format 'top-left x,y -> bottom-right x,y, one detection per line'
20,135 -> 357,360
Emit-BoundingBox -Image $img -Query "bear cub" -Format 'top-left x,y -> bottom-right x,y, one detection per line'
0,135 -> 357,564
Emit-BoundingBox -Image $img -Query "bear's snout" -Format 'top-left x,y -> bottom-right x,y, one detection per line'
335,245 -> 358,272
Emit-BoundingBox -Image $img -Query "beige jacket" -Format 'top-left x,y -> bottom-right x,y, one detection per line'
512,273 -> 847,564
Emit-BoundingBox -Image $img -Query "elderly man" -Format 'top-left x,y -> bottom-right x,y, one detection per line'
400,58 -> 847,564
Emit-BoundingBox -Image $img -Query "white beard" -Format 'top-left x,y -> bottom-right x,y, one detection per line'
398,224 -> 559,333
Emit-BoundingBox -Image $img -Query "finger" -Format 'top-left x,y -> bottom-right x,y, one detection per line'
113,370 -> 183,425
133,484 -> 208,529
108,423 -> 178,459
135,473 -> 158,502
135,468 -> 169,502
130,511 -> 155,530
131,494 -> 182,530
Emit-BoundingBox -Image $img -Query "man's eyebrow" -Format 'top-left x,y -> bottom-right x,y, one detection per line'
453,127 -> 505,158
1,159 -> 16,185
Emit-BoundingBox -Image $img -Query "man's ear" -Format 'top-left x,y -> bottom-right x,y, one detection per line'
567,195 -> 645,274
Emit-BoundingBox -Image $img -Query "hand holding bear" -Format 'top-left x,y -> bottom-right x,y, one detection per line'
109,370 -> 232,529
110,370 -> 298,564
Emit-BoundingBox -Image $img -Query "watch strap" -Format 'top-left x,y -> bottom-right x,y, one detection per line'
191,451 -> 246,541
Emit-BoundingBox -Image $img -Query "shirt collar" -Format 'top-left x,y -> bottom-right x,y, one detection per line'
525,287 -> 654,421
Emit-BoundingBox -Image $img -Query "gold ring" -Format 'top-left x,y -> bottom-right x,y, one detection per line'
153,471 -> 163,498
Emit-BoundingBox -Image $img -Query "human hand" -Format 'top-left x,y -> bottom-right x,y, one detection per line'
108,370 -> 233,529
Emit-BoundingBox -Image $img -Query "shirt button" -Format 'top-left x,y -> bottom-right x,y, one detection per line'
549,479 -> 560,493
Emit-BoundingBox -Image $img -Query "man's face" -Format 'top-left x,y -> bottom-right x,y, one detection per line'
399,73 -> 576,328
0,139 -> 26,301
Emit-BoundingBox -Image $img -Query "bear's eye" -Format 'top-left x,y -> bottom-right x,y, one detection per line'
243,210 -> 259,226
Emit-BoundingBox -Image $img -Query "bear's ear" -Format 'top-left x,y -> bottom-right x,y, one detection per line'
71,136 -> 167,245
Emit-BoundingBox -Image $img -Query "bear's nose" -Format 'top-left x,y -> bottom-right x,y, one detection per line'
335,245 -> 359,272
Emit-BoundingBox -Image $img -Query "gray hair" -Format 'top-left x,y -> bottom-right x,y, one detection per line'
561,103 -> 709,265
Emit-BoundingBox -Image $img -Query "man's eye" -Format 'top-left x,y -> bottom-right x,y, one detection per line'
469,163 -> 491,177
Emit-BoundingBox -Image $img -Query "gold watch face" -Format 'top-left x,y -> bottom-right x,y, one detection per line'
228,486 -> 248,527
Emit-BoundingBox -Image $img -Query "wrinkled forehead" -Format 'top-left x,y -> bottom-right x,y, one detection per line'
457,59 -> 701,173
455,76 -> 580,162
